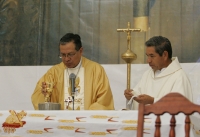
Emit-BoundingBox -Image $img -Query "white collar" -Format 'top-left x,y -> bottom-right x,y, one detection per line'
68,57 -> 82,70
155,68 -> 166,77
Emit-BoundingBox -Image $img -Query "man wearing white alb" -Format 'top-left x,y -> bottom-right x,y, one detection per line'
124,36 -> 193,110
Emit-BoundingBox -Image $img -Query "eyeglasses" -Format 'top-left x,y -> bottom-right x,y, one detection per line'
59,52 -> 77,58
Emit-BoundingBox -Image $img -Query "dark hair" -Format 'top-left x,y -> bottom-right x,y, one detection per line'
59,33 -> 82,51
145,36 -> 172,59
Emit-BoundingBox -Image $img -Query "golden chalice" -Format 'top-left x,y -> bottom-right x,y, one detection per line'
38,82 -> 61,110
44,82 -> 54,102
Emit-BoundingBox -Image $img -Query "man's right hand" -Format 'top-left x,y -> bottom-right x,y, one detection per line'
124,89 -> 133,100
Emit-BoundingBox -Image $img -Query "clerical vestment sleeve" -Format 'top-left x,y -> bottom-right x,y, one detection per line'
31,75 -> 47,110
84,63 -> 115,110
31,68 -> 58,110
90,74 -> 114,110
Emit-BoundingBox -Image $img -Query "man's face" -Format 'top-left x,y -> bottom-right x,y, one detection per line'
59,41 -> 83,68
146,46 -> 166,71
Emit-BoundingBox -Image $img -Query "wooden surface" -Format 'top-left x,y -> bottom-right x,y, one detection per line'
137,93 -> 200,137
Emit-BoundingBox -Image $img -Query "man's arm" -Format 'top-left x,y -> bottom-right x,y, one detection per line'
31,69 -> 55,110
31,78 -> 46,110
169,72 -> 193,102
88,66 -> 115,110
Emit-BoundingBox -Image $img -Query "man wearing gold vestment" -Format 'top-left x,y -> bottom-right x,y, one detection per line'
31,33 -> 114,110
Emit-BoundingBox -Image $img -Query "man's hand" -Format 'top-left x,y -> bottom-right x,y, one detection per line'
134,94 -> 154,105
124,89 -> 133,100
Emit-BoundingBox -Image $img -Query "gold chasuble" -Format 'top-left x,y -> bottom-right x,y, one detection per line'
31,57 -> 114,110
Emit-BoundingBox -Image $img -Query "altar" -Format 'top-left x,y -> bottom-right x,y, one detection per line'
0,110 -> 198,137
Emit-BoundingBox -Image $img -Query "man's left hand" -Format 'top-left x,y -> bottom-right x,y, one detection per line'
134,94 -> 154,105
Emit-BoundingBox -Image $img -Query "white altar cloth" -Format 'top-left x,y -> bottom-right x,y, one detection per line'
0,110 -> 198,137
